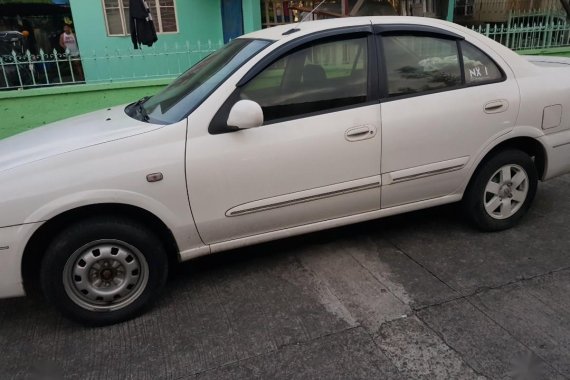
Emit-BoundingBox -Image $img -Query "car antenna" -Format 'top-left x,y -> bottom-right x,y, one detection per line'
282,0 -> 328,35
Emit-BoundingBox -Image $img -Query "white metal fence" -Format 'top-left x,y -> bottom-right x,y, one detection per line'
472,20 -> 570,50
3,15 -> 570,91
1,40 -> 222,90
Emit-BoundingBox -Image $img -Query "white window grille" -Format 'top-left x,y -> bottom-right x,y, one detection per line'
102,0 -> 178,36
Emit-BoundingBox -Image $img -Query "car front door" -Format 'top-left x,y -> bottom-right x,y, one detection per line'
376,27 -> 520,208
186,30 -> 382,244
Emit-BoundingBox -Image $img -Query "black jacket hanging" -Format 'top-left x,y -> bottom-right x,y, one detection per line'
129,0 -> 158,49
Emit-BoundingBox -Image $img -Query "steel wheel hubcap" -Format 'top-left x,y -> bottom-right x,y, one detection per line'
63,240 -> 149,312
484,164 -> 529,220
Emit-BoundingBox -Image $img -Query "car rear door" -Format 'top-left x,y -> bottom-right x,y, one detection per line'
186,28 -> 383,244
375,25 -> 520,208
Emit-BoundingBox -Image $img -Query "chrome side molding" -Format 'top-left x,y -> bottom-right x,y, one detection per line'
227,181 -> 380,217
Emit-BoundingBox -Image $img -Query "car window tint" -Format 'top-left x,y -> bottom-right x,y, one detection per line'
461,41 -> 503,84
383,35 -> 461,97
141,39 -> 270,124
240,36 -> 368,122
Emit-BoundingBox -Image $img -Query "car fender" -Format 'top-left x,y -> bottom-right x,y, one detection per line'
20,188 -> 206,259
24,189 -> 179,227
0,222 -> 43,298
457,125 -> 546,194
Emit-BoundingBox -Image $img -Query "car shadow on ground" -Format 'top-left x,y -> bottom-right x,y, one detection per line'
2,179 -> 569,379
171,202 -> 462,278
0,175 -> 561,329
0,201 -> 461,325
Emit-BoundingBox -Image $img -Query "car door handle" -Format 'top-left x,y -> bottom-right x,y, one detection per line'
484,100 -> 509,114
345,125 -> 376,142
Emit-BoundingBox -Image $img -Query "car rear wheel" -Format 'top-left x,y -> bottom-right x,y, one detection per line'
463,149 -> 538,231
40,217 -> 168,326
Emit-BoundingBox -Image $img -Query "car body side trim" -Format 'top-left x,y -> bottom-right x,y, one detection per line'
384,156 -> 470,185
226,177 -> 381,217
553,141 -> 570,149
392,165 -> 465,183
210,193 -> 462,253
178,245 -> 211,261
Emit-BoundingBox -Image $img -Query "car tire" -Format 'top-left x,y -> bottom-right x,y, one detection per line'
40,217 -> 169,326
463,149 -> 538,231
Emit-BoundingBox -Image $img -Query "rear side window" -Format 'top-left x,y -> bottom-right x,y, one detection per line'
460,41 -> 503,84
382,35 -> 461,97
240,36 -> 369,122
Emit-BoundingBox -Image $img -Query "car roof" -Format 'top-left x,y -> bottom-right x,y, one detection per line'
242,16 -> 459,41
240,16 -> 537,76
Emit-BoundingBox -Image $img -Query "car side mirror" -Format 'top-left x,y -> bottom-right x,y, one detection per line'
227,100 -> 264,130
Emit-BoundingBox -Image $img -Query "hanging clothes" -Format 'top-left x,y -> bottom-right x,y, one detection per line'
129,0 -> 158,49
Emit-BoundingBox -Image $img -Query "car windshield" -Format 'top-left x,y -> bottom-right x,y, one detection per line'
133,38 -> 271,124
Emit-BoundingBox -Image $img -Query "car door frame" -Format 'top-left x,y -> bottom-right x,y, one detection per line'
372,24 -> 508,101
209,25 -> 380,134
371,24 -> 519,209
185,25 -> 386,246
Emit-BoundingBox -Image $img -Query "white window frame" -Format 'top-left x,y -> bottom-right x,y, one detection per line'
101,0 -> 179,37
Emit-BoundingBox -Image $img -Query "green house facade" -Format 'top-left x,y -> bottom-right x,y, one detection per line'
68,0 -> 262,83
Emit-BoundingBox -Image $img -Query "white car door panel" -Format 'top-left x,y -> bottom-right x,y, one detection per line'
186,105 -> 381,244
381,83 -> 519,208
186,32 -> 382,244
378,34 -> 520,208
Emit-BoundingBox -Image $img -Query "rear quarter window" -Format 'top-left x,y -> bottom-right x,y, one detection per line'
461,41 -> 503,84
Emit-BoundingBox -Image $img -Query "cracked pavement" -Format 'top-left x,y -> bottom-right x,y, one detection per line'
1,174 -> 569,379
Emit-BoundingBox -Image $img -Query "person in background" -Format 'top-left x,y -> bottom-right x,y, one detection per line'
59,23 -> 84,81
275,3 -> 284,23
19,18 -> 37,54
283,1 -> 291,22
20,30 -> 31,53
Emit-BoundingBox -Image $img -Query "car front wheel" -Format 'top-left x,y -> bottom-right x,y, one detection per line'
40,217 -> 169,326
463,149 -> 538,231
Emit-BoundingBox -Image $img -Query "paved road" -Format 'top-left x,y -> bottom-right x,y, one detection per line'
1,175 -> 570,379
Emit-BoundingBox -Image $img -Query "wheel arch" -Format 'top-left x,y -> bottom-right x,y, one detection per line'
463,135 -> 547,198
21,203 -> 180,296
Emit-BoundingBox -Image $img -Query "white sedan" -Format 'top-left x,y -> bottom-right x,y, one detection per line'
1,17 -> 569,325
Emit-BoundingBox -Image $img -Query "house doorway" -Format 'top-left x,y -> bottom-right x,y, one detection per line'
221,0 -> 244,43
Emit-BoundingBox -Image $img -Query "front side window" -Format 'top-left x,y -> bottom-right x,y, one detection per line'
240,36 -> 369,122
102,0 -> 178,36
133,39 -> 270,124
382,35 -> 461,97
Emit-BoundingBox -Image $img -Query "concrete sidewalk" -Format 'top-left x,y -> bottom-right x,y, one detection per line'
1,175 -> 569,379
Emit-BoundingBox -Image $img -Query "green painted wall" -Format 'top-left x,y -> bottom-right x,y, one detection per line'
69,0 -> 223,83
0,0 -> 263,140
0,82 -> 167,139
243,0 -> 262,32
518,47 -> 570,58
68,0 -> 261,84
